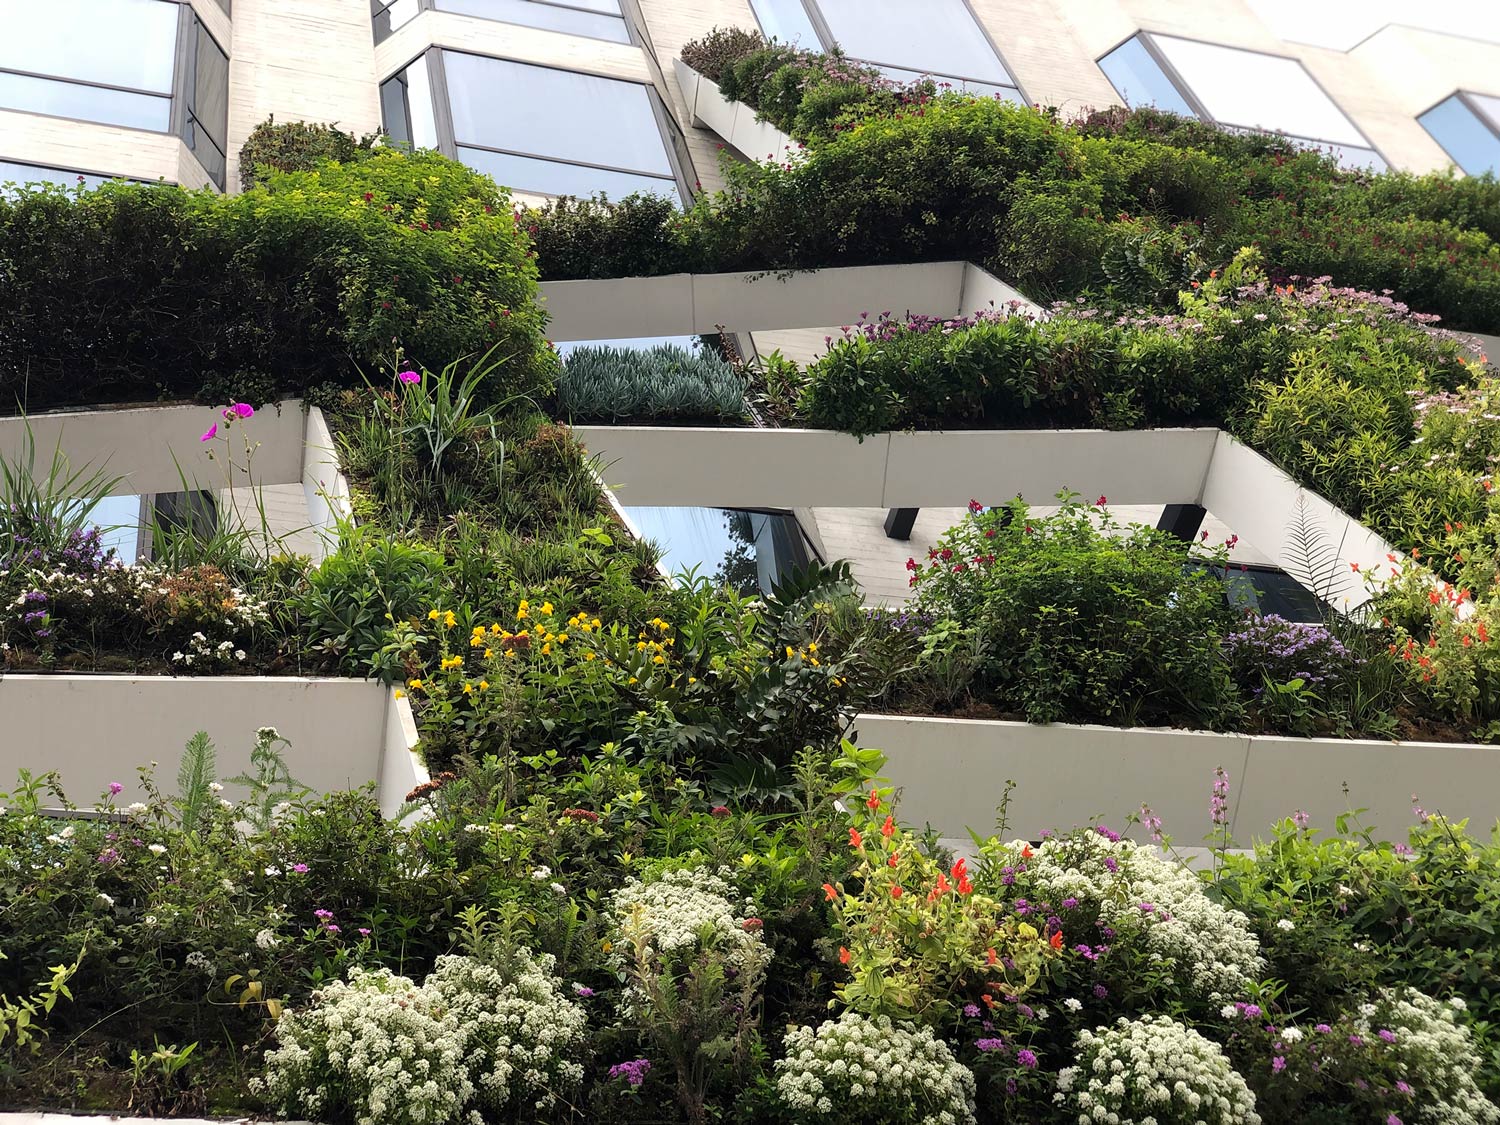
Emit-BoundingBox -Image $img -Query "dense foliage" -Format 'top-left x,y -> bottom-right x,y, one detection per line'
529,37 -> 1500,333
0,149 -> 552,414
559,343 -> 747,423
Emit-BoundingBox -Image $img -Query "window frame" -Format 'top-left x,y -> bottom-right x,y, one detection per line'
1095,30 -> 1387,170
0,0 -> 229,189
1418,90 -> 1500,176
382,46 -> 695,203
371,0 -> 638,47
747,0 -> 1026,101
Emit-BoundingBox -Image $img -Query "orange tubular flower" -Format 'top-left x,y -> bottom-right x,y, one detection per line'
849,827 -> 863,849
881,815 -> 895,838
823,883 -> 838,902
866,788 -> 881,810
839,946 -> 851,965
888,852 -> 900,867
1049,930 -> 1064,951
985,947 -> 998,966
1021,844 -> 1034,859
891,885 -> 903,899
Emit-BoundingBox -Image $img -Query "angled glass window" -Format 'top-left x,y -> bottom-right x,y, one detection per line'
748,0 -> 1020,98
1097,36 -> 1193,117
185,17 -> 230,188
372,0 -> 630,44
747,0 -> 819,47
1098,33 -> 1384,171
1419,93 -> 1500,177
383,51 -> 682,201
624,506 -> 817,596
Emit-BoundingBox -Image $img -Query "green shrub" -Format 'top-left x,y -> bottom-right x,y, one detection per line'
559,343 -> 746,422
679,26 -> 765,83
909,494 -> 1241,727
237,117 -> 377,190
0,146 -> 551,413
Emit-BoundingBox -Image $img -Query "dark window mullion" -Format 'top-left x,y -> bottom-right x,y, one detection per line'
428,47 -> 459,159
1457,91 -> 1500,145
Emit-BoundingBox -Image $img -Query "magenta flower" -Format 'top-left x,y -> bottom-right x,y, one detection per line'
1272,1055 -> 1286,1073
108,782 -> 123,796
398,370 -> 421,384
231,402 -> 254,418
200,423 -> 217,442
291,863 -> 309,873
1016,1048 -> 1038,1069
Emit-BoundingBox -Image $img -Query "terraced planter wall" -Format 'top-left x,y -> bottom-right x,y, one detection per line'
0,677 -> 424,819
857,713 -> 1500,843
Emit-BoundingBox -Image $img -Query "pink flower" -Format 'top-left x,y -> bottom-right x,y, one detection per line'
231,402 -> 254,418
108,782 -> 123,796
398,370 -> 421,384
291,863 -> 309,874
200,423 -> 217,442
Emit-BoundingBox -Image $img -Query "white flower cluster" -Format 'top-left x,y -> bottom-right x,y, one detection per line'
1055,1015 -> 1260,1125
171,631 -> 247,668
423,953 -> 586,1117
254,951 -> 586,1125
612,866 -> 757,962
776,1012 -> 976,1125
1355,988 -> 1500,1125
1012,833 -> 1263,1001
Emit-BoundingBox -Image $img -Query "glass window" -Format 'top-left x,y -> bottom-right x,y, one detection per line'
0,0 -> 178,94
1150,34 -> 1366,147
1098,36 -> 1195,117
1477,94 -> 1500,132
186,18 -> 229,187
380,54 -> 438,149
747,0 -> 820,47
434,0 -> 630,44
817,0 -> 1011,85
0,72 -> 169,130
372,0 -> 421,39
624,506 -> 816,596
0,161 -> 113,192
444,53 -> 672,177
555,334 -> 700,356
457,146 -> 681,203
1420,93 -> 1500,176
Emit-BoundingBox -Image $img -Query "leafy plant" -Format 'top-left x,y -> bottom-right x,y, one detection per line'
175,732 -> 218,837
559,343 -> 746,423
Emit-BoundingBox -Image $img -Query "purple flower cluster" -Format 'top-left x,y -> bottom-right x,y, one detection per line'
1223,614 -> 1357,691
609,1058 -> 651,1088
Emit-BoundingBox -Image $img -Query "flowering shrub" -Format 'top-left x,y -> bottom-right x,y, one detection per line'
828,793 -> 1056,1023
907,494 -> 1239,727
257,951 -> 586,1125
1356,989 -> 1500,1125
1222,615 -> 1359,693
984,828 -> 1264,1006
776,1012 -> 977,1125
1055,1015 -> 1261,1124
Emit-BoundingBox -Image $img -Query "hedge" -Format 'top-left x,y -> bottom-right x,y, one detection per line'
0,148 -> 554,414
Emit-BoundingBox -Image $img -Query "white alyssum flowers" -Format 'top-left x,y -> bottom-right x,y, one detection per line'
1054,1015 -> 1260,1124
255,928 -> 279,951
611,867 -> 753,960
1355,988 -> 1500,1125
254,950 -> 586,1125
1276,918 -> 1296,931
1005,832 -> 1263,1002
776,1012 -> 976,1125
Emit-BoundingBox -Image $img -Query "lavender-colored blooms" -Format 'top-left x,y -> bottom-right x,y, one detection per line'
975,1037 -> 1006,1052
1223,614 -> 1358,691
610,1058 -> 652,1087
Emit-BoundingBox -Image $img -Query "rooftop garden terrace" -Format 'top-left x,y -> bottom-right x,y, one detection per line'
4,98 -> 1500,1123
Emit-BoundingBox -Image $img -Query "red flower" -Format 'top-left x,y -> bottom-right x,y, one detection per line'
952,857 -> 972,895
867,788 -> 881,810
710,805 -> 731,818
849,828 -> 863,849
823,883 -> 838,902
985,947 -> 998,966
968,499 -> 983,514
1350,562 -> 1360,572
742,917 -> 763,932
891,885 -> 903,899
1049,930 -> 1064,951
881,815 -> 895,838
1096,496 -> 1107,506
1021,844 -> 1034,859
839,946 -> 851,965
888,852 -> 899,867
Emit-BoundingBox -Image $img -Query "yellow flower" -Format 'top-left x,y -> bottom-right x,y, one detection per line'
592,618 -> 601,629
785,645 -> 795,659
628,676 -> 638,684
407,678 -> 423,690
504,650 -> 516,659
519,600 -> 529,611
601,940 -> 613,954
516,608 -> 528,620
478,680 -> 489,691
490,623 -> 503,635
584,652 -> 597,662
461,682 -> 473,695
636,641 -> 647,652
427,609 -> 440,621
442,611 -> 456,628
540,601 -> 554,615
470,635 -> 485,648
440,655 -> 463,670
556,633 -> 568,643
688,676 -> 697,684
484,648 -> 494,658
392,688 -> 405,699
808,641 -> 819,654
541,643 -> 552,655
652,654 -> 665,665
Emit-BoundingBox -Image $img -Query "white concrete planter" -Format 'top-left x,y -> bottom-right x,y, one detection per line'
574,424 -> 1404,609
0,400 -> 352,562
673,58 -> 798,164
539,260 -> 1043,343
0,676 -> 424,820
857,713 -> 1500,843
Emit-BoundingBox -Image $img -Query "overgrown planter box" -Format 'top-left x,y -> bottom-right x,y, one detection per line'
856,713 -> 1500,843
673,57 -> 797,164
0,677 -> 424,820
576,424 -> 1397,608
538,261 -> 1040,342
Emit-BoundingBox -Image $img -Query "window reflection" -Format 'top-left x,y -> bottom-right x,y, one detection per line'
1098,33 -> 1382,172
1420,93 -> 1500,177
435,0 -> 630,44
0,161 -> 114,192
625,507 -> 817,597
